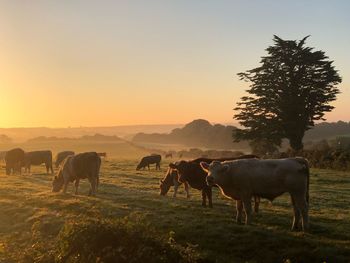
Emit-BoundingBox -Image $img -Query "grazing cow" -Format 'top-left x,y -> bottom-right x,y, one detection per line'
136,154 -> 161,170
160,167 -> 190,198
5,148 -> 25,175
24,150 -> 54,174
165,153 -> 173,158
55,151 -> 75,168
97,152 -> 107,158
200,158 -> 310,231
169,155 -> 259,208
52,152 -> 101,196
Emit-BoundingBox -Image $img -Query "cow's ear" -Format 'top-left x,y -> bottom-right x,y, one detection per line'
169,163 -> 177,169
200,162 -> 210,172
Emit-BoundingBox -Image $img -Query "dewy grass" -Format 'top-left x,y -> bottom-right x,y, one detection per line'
0,159 -> 349,262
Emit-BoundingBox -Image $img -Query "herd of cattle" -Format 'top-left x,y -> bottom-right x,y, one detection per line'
1,149 -> 310,231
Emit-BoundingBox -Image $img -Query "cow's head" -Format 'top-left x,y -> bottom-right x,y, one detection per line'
52,169 -> 64,192
159,168 -> 172,195
200,161 -> 229,186
169,161 -> 189,183
136,160 -> 144,171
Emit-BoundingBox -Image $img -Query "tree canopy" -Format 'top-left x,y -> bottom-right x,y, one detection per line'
234,35 -> 342,151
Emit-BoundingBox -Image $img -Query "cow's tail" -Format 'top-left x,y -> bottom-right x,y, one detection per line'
296,157 -> 309,204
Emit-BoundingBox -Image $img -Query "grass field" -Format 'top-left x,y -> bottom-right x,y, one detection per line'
0,159 -> 349,262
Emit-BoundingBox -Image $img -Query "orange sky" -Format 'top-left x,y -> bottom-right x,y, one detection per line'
0,1 -> 349,128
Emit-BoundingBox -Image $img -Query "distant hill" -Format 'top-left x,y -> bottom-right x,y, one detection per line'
0,124 -> 182,142
0,135 -> 12,143
132,119 -> 350,150
304,121 -> 350,141
132,119 -> 249,150
27,134 -> 124,143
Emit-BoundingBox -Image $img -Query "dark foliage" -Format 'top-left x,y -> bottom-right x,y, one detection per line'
234,35 -> 342,151
55,218 -> 201,263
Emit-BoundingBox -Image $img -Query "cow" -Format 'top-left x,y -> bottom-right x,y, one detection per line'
55,151 -> 75,168
200,158 -> 310,231
169,155 -> 259,208
165,153 -> 173,158
97,152 -> 107,158
5,148 -> 25,175
160,167 -> 190,198
24,150 -> 54,174
136,154 -> 161,170
52,152 -> 101,196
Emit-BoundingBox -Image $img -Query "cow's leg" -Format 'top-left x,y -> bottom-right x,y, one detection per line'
254,196 -> 260,213
207,187 -> 213,208
46,163 -> 50,174
184,182 -> 190,199
148,164 -> 150,170
74,179 -> 80,195
236,200 -> 243,224
293,194 -> 309,232
242,197 -> 253,225
63,182 -> 69,194
291,195 -> 301,231
201,190 -> 207,207
173,183 -> 179,198
50,164 -> 54,174
89,177 -> 97,196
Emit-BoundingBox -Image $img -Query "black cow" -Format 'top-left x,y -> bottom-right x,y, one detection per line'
136,154 -> 161,170
169,155 -> 259,208
24,150 -> 54,174
5,148 -> 25,175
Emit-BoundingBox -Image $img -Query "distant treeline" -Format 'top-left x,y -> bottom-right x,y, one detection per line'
26,134 -> 123,143
132,120 -> 350,150
132,119 -> 249,150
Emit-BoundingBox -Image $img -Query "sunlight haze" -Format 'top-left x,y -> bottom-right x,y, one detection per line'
0,0 -> 349,127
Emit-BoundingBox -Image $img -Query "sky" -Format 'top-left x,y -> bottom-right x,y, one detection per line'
0,0 -> 349,128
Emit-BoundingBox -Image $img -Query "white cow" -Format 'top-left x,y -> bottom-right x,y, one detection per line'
200,157 -> 309,231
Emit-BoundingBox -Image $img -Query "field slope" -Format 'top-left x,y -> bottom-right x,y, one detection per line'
0,160 -> 349,262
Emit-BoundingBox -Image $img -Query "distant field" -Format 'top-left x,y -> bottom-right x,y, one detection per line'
0,159 -> 349,262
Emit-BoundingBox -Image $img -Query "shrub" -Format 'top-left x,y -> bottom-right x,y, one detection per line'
55,218 -> 200,263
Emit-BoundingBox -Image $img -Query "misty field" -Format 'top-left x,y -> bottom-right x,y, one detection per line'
0,159 -> 349,263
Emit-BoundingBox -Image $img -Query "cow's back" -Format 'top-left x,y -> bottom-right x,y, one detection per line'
222,158 -> 309,200
72,152 -> 101,179
25,151 -> 52,165
5,148 -> 25,164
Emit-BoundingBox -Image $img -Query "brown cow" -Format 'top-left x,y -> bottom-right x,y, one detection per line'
200,158 -> 310,231
160,167 -> 190,198
52,152 -> 101,196
5,148 -> 25,175
55,151 -> 75,168
24,150 -> 53,174
169,155 -> 258,208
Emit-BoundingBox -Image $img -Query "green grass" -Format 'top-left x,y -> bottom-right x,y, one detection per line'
0,160 -> 349,262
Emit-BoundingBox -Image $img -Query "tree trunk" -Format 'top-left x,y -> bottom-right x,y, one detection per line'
289,135 -> 304,152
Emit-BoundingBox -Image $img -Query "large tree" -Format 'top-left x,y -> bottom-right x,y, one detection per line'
233,35 -> 342,151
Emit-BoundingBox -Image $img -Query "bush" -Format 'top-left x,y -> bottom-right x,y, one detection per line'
55,218 -> 200,263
